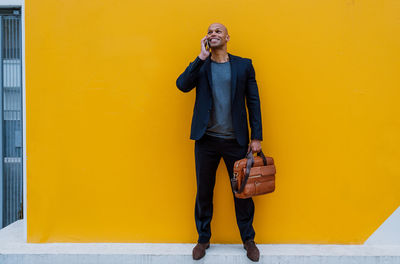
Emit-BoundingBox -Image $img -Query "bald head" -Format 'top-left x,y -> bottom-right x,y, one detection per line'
206,23 -> 230,50
208,23 -> 228,35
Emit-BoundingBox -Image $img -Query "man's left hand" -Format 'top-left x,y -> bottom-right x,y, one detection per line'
248,139 -> 262,153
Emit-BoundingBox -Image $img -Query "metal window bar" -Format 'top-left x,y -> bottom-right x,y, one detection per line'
0,10 -> 23,229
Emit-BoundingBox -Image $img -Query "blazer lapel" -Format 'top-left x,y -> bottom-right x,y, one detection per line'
228,53 -> 238,105
204,56 -> 213,92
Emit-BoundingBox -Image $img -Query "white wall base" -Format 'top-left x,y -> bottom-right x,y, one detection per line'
1,220 -> 400,264
365,206 -> 400,245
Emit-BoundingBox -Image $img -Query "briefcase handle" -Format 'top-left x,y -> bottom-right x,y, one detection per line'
236,149 -> 268,194
246,149 -> 267,166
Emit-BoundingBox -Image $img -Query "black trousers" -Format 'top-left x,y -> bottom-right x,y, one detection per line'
194,134 -> 255,243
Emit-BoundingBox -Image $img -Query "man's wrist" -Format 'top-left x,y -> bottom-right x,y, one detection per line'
198,54 -> 207,60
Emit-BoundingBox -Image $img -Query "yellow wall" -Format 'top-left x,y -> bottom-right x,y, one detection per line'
26,0 -> 400,243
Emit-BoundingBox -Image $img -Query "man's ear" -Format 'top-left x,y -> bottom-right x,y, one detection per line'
226,34 -> 230,42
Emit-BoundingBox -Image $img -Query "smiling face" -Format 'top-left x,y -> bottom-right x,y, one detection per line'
207,23 -> 230,49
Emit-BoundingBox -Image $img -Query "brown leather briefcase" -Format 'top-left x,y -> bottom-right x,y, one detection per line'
231,150 -> 276,199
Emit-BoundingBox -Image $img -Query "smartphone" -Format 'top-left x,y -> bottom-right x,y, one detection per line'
205,39 -> 210,51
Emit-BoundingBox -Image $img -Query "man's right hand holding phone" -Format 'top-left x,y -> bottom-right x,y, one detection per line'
199,36 -> 210,60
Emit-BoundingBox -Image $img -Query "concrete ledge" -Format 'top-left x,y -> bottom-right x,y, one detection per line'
1,220 -> 400,264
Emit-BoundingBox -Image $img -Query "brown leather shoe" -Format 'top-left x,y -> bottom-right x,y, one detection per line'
192,242 -> 210,260
244,239 -> 260,262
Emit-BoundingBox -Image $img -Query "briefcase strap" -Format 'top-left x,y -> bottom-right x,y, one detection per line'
236,150 -> 267,194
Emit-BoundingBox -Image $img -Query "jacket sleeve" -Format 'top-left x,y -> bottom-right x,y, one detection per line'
176,56 -> 205,93
245,59 -> 263,141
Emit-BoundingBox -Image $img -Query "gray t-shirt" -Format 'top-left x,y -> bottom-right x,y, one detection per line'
205,61 -> 235,139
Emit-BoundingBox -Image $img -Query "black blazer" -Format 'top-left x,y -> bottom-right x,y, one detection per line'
176,53 -> 262,147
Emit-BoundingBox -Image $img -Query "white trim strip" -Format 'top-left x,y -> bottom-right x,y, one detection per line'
0,0 -> 23,5
365,206 -> 400,245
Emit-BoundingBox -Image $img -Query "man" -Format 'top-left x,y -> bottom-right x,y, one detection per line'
176,23 -> 263,262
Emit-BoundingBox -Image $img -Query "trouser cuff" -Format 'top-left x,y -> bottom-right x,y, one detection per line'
198,237 -> 210,243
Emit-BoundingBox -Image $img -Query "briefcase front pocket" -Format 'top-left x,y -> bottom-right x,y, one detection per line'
235,165 -> 276,199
